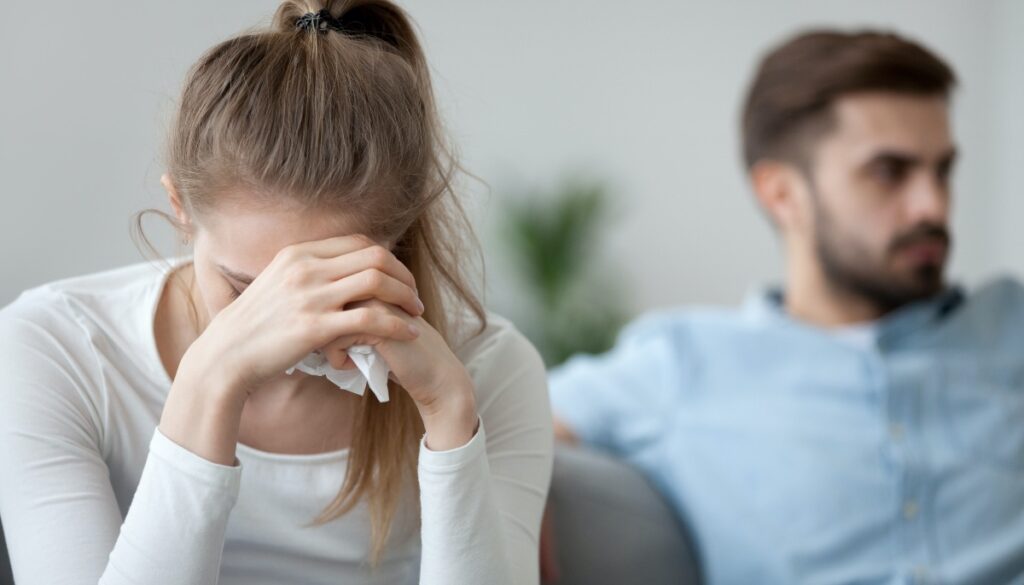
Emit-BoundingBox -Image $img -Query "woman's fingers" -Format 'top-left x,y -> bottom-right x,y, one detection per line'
319,343 -> 358,370
322,245 -> 417,292
313,300 -> 414,368
278,235 -> 418,293
316,268 -> 423,316
285,233 -> 378,260
311,306 -> 419,348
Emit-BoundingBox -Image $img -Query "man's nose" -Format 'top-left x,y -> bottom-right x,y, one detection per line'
905,171 -> 950,225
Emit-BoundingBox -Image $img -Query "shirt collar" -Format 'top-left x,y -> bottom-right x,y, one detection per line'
743,283 -> 965,344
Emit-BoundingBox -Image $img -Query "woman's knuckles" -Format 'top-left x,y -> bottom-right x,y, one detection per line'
283,261 -> 316,288
274,243 -> 303,265
360,244 -> 386,266
361,268 -> 386,291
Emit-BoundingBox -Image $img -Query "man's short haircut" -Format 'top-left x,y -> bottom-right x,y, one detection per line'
741,30 -> 957,171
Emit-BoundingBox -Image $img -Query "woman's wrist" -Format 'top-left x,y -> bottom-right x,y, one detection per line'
159,344 -> 248,466
418,374 -> 479,452
179,336 -> 251,403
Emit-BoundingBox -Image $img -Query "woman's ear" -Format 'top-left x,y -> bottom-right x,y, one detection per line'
161,173 -> 193,243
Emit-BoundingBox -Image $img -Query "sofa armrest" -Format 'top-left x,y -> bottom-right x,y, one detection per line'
546,443 -> 702,585
0,517 -> 12,585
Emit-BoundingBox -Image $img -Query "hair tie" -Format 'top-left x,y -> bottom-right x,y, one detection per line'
296,9 -> 345,34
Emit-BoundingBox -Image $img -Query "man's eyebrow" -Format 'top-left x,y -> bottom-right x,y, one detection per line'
863,150 -> 921,166
217,264 -> 255,285
862,147 -> 958,168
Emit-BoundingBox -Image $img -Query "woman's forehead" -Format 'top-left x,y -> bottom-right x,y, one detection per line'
200,201 -> 362,261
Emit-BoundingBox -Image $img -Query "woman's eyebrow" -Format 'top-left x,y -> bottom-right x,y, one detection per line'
217,264 -> 255,285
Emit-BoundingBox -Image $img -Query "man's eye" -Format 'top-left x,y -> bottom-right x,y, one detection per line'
871,160 -> 908,185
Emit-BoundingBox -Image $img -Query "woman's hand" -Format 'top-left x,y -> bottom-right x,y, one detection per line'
320,299 -> 480,451
160,234 -> 426,464
189,235 -> 424,397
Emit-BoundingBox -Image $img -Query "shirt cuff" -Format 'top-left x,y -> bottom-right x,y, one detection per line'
149,427 -> 243,493
418,416 -> 486,472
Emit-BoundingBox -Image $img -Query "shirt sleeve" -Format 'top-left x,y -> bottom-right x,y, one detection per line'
547,311 -> 687,455
0,293 -> 242,585
417,323 -> 553,585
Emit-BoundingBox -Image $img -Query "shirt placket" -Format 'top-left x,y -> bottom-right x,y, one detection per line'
883,347 -> 937,584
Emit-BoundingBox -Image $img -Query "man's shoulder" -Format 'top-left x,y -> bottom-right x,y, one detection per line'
970,275 -> 1024,304
951,275 -> 1024,333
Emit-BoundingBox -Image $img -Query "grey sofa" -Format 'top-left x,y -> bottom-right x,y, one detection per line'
546,443 -> 702,585
1,519 -> 10,585
0,445 -> 702,585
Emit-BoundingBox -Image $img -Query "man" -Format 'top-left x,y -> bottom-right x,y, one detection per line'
548,29 -> 1024,584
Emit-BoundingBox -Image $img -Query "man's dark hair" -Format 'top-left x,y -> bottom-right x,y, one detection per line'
741,30 -> 957,170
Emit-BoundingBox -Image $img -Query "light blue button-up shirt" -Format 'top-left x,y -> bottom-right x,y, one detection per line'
549,277 -> 1024,585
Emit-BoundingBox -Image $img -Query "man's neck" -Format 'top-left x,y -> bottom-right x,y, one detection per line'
785,284 -> 884,328
784,259 -> 886,328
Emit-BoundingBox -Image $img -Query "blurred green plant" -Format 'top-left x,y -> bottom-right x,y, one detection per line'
499,179 -> 629,367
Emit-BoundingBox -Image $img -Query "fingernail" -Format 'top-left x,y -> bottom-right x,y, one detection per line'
416,298 -> 425,313
408,324 -> 420,336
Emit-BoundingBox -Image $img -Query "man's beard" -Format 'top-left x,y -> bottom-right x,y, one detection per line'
811,192 -> 951,315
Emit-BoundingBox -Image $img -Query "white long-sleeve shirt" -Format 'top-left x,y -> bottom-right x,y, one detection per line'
0,256 -> 553,585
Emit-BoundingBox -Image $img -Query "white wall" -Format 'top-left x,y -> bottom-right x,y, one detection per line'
988,0 -> 1024,274
1,1 -> 1018,319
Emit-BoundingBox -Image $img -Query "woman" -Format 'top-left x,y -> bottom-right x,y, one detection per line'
0,1 -> 553,584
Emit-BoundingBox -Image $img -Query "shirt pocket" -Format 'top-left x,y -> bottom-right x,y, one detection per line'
936,353 -> 1024,470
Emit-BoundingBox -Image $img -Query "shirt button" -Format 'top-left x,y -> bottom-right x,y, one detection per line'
903,500 -> 919,520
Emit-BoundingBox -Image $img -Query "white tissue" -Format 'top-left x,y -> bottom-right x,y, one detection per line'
285,345 -> 390,402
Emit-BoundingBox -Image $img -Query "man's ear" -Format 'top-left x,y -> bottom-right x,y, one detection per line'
749,160 -> 808,232
161,174 -> 193,240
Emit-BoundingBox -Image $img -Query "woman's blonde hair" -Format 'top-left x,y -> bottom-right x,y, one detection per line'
133,0 -> 485,563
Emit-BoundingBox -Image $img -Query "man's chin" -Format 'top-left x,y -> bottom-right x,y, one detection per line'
845,265 -> 947,313
891,264 -> 947,302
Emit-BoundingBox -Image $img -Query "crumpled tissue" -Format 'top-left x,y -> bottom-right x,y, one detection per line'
285,345 -> 390,402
